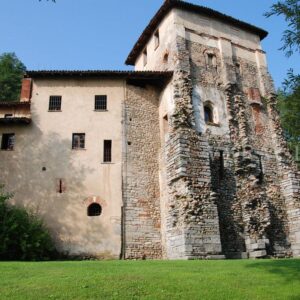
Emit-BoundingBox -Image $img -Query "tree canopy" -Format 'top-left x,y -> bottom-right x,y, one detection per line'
265,0 -> 300,165
265,0 -> 300,57
0,53 -> 26,102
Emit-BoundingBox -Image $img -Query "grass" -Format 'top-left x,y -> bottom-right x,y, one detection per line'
0,259 -> 299,300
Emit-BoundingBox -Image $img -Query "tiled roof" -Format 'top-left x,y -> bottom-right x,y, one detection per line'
25,70 -> 173,79
0,101 -> 30,107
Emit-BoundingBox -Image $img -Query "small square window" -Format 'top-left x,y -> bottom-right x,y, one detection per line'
1,133 -> 15,150
49,96 -> 62,111
72,133 -> 85,150
103,140 -> 112,162
154,30 -> 159,49
95,95 -> 107,111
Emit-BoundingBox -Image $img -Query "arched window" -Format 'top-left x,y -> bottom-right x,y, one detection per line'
204,105 -> 214,124
87,203 -> 102,217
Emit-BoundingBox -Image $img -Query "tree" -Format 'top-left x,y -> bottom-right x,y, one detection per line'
0,53 -> 26,102
0,186 -> 57,261
265,1 -> 300,166
265,0 -> 299,57
277,73 -> 300,163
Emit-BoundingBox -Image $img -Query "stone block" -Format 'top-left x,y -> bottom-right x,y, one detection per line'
249,250 -> 267,258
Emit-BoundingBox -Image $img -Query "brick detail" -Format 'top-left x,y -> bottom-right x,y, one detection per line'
20,78 -> 32,102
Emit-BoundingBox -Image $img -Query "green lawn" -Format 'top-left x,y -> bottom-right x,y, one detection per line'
0,259 -> 299,300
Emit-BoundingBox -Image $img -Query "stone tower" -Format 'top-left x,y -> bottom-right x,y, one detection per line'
126,0 -> 300,259
0,0 -> 299,260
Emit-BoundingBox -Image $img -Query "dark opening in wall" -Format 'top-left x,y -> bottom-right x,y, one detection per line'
87,203 -> 102,217
1,133 -> 15,150
204,105 -> 213,124
258,155 -> 264,184
219,150 -> 224,179
103,140 -> 112,162
56,179 -> 66,193
143,49 -> 147,66
154,30 -> 159,49
163,52 -> 169,63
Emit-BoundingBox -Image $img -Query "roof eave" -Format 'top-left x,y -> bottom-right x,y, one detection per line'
125,0 -> 268,66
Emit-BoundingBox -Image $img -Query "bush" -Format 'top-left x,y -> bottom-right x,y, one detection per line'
0,187 -> 57,261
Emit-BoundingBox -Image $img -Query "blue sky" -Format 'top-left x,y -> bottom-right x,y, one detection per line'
0,0 -> 298,89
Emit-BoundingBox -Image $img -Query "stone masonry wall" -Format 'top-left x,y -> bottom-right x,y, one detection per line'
123,83 -> 162,259
163,35 -> 223,259
186,36 -> 294,258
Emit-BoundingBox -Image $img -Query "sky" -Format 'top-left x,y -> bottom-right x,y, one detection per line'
0,0 -> 299,89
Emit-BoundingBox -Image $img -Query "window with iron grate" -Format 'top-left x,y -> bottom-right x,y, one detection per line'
95,95 -> 107,111
49,96 -> 62,111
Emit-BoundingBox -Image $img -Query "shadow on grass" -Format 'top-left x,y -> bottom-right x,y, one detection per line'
246,259 -> 300,283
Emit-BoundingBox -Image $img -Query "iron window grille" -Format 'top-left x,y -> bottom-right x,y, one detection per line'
72,133 -> 85,149
95,95 -> 107,111
49,96 -> 62,111
1,133 -> 15,150
103,140 -> 112,162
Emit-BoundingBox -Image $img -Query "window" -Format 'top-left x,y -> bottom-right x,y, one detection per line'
103,140 -> 112,162
49,96 -> 62,111
1,133 -> 15,150
219,151 -> 224,179
204,105 -> 214,124
143,49 -> 147,66
235,62 -> 241,74
95,95 -> 107,111
87,203 -> 102,217
56,179 -> 66,193
72,133 -> 85,149
206,53 -> 217,69
154,30 -> 159,49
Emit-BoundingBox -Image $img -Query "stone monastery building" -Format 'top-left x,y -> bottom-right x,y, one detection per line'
0,0 -> 300,259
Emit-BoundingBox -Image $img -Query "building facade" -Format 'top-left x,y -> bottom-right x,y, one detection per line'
0,0 -> 299,259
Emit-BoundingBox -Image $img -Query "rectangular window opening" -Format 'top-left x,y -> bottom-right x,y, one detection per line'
49,96 -> 62,111
258,155 -> 264,184
1,133 -> 15,150
154,30 -> 160,49
219,150 -> 224,179
95,95 -> 107,111
143,49 -> 147,66
56,178 -> 66,194
103,140 -> 112,163
72,133 -> 85,150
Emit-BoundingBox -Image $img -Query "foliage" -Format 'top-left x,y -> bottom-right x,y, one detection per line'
277,72 -> 300,164
0,53 -> 26,102
264,0 -> 300,57
0,260 -> 300,299
265,1 -> 300,165
0,186 -> 57,261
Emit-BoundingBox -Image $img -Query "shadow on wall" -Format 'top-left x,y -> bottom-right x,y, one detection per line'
0,107 -> 110,255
